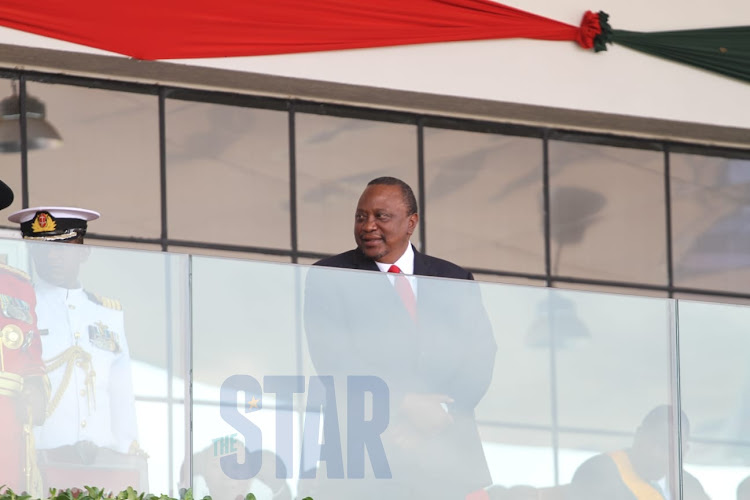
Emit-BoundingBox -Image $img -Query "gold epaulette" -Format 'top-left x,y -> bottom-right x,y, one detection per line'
0,263 -> 31,281
85,291 -> 122,311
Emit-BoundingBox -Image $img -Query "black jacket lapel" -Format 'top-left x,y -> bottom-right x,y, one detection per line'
413,246 -> 437,277
352,248 -> 380,272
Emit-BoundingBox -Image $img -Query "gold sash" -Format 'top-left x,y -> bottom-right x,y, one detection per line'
609,450 -> 664,500
45,345 -> 96,417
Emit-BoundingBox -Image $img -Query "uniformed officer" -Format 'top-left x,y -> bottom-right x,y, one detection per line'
8,206 -> 144,493
0,183 -> 47,497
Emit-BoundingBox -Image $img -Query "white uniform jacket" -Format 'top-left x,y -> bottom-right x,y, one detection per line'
33,279 -> 138,453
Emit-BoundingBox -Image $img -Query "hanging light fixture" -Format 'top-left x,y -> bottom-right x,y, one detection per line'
0,81 -> 63,153
525,293 -> 591,349
524,186 -> 605,350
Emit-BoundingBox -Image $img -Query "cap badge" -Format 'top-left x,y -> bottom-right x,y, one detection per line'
31,212 -> 57,233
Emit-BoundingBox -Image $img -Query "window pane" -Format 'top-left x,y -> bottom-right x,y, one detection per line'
674,291 -> 750,307
85,239 -> 162,252
480,427 -> 555,488
424,128 -> 544,274
0,77 -> 22,219
473,273 -> 545,287
549,141 -> 666,285
0,152 -> 22,224
671,155 -> 750,294
552,281 -> 668,298
296,114 -> 417,254
168,245 -> 292,262
166,101 -> 290,249
26,82 -> 160,237
554,292 -> 678,497
678,298 -> 750,500
21,239 -> 189,494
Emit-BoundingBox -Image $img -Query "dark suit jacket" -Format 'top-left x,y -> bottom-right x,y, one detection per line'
314,245 -> 475,279
303,246 -> 497,499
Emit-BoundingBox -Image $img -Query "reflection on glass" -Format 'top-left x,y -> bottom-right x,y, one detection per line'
549,141 -> 666,285
0,239 -> 190,495
4,232 -> 750,498
165,100 -> 290,249
0,78 -> 23,217
134,401 -> 168,495
190,255 -> 303,499
185,430 -> 294,500
679,298 -> 750,499
567,406 -> 707,500
478,427 -> 555,488
168,246 -> 292,263
553,280 -> 669,298
85,240 -> 163,253
25,82 -> 160,238
0,81 -> 63,153
30,240 -> 144,493
672,155 -> 750,294
424,128 -> 544,274
525,293 -> 591,349
736,468 -> 750,500
296,114 -> 418,254
474,283 -> 551,428
0,241 -> 46,495
303,267 -> 496,499
555,291 -> 672,432
191,256 -> 300,386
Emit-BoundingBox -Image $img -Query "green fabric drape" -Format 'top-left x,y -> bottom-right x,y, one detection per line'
609,26 -> 750,84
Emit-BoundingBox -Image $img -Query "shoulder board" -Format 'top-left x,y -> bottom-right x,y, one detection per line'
84,290 -> 122,311
0,263 -> 31,281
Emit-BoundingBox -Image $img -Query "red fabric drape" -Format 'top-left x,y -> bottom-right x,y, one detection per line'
0,0 -> 598,60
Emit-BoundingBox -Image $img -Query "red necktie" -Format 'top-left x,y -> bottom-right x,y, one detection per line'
387,264 -> 417,321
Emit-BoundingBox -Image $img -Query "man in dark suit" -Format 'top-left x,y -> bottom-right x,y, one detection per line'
303,177 -> 497,500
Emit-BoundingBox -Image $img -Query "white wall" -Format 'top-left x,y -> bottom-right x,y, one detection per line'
1,0 -> 749,129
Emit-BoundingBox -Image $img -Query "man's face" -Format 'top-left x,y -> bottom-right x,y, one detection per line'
30,237 -> 86,288
354,184 -> 418,264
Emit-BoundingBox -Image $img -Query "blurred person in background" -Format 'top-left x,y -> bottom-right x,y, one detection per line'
568,405 -> 709,500
180,444 -> 292,500
737,475 -> 750,500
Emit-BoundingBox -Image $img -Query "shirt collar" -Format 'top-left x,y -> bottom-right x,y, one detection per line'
375,243 -> 414,274
36,277 -> 84,293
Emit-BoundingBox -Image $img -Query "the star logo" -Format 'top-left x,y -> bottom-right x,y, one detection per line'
246,396 -> 261,412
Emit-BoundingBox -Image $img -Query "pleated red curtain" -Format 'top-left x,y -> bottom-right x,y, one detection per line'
0,0 -> 601,59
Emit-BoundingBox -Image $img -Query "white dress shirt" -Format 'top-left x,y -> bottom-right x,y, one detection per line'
375,243 -> 417,297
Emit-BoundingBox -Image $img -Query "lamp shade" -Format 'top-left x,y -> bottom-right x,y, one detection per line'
0,94 -> 62,153
525,293 -> 591,349
549,186 -> 607,246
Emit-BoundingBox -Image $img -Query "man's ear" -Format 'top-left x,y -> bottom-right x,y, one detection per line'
407,213 -> 419,235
